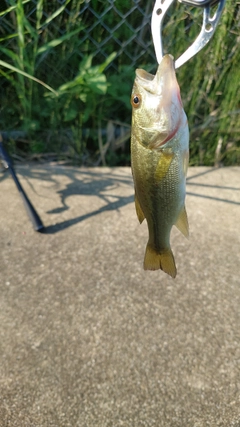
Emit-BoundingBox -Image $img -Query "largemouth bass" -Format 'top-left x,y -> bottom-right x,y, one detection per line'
131,54 -> 189,278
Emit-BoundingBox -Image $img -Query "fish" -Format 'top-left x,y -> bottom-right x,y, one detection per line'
130,54 -> 189,279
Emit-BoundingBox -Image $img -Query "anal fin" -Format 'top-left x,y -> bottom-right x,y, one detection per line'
175,205 -> 189,238
135,193 -> 145,224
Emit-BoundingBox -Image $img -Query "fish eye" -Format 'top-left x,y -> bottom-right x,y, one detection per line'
131,94 -> 142,108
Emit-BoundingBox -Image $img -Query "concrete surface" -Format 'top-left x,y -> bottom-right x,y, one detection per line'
0,164 -> 240,427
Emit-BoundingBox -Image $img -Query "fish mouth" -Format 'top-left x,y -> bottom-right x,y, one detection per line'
135,55 -> 184,150
135,68 -> 155,83
135,55 -> 176,96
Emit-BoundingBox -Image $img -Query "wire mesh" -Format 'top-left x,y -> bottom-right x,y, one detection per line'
78,0 -> 156,70
0,0 -> 157,73
0,1 -> 239,165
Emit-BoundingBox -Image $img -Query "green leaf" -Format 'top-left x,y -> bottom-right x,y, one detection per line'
36,0 -> 44,29
64,105 -> 79,122
16,0 -> 25,51
79,93 -> 87,102
87,74 -> 108,95
82,104 -> 93,123
57,75 -> 85,94
40,0 -> 72,28
0,46 -> 22,65
0,0 -> 30,16
36,27 -> 82,55
97,52 -> 117,73
78,54 -> 93,72
0,59 -> 58,95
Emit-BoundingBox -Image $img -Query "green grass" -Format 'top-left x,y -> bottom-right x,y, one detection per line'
0,0 -> 239,166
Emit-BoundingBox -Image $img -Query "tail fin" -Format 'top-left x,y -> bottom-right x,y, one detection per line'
144,244 -> 177,278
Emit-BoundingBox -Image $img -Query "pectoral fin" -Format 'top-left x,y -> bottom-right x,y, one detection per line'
154,152 -> 174,182
175,205 -> 189,238
135,193 -> 145,224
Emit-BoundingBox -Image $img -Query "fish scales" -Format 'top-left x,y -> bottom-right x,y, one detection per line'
131,54 -> 189,278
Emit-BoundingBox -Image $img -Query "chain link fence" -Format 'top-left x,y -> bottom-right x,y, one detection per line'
0,0 -> 158,76
0,0 -> 200,82
0,1 -> 239,165
78,0 -> 156,70
0,0 -> 165,164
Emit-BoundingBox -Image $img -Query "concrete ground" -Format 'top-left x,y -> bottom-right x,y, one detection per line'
0,164 -> 240,427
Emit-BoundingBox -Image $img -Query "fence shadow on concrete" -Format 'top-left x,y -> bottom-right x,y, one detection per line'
45,169 -> 135,234
186,168 -> 240,206
1,165 -> 239,234
11,165 -> 134,234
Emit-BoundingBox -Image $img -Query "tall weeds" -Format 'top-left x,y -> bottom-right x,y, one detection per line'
0,0 -> 239,165
171,1 -> 240,165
